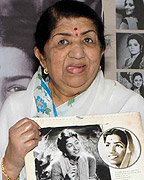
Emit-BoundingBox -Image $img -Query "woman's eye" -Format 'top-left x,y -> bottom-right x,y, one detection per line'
105,143 -> 110,147
58,39 -> 68,45
129,3 -> 134,7
7,85 -> 26,92
66,143 -> 72,148
116,144 -> 123,148
84,38 -> 93,43
75,140 -> 79,145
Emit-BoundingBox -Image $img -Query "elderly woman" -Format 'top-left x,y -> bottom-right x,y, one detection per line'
51,129 -> 96,180
0,1 -> 144,180
103,128 -> 138,168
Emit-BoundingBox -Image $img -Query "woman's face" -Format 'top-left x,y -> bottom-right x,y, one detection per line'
128,39 -> 141,55
133,75 -> 143,88
105,134 -> 126,167
37,17 -> 104,96
65,136 -> 81,157
125,0 -> 135,16
0,47 -> 34,109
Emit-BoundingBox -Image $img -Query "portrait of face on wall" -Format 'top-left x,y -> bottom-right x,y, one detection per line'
98,127 -> 141,169
0,0 -> 102,110
0,16 -> 40,109
117,72 -> 144,98
116,33 -> 144,69
0,0 -> 43,109
116,0 -> 144,30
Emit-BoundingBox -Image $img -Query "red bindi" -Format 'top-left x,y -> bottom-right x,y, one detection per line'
74,27 -> 78,31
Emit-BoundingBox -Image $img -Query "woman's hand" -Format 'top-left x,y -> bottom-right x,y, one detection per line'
3,118 -> 41,179
67,164 -> 77,180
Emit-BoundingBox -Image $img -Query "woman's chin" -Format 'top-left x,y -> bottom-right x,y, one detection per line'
65,77 -> 92,90
68,152 -> 81,159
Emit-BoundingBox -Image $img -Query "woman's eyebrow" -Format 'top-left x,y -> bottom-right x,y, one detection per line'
52,32 -> 72,38
6,75 -> 32,82
52,30 -> 96,38
113,141 -> 124,144
81,30 -> 96,35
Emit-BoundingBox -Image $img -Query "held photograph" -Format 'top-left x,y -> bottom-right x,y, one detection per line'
25,113 -> 144,180
31,125 -> 111,180
98,127 -> 141,169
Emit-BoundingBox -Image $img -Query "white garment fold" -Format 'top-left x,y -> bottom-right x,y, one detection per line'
0,68 -> 144,179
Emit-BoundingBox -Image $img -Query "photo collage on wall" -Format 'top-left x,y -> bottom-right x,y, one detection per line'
115,0 -> 144,98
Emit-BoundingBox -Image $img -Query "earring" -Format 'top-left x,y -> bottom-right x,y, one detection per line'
44,68 -> 49,74
98,66 -> 101,71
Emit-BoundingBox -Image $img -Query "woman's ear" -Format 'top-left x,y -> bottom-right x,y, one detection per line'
101,49 -> 105,58
141,45 -> 143,52
34,47 -> 46,68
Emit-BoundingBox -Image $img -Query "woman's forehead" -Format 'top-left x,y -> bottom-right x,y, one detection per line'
129,39 -> 139,43
52,17 -> 96,34
66,136 -> 78,143
0,47 -> 32,73
125,0 -> 134,4
106,134 -> 122,142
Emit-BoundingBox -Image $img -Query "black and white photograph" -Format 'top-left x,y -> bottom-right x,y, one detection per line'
115,0 -> 144,30
98,127 -> 141,169
25,113 -> 144,180
116,33 -> 144,69
0,0 -> 44,109
117,72 -> 144,98
33,125 -> 111,180
1,1 -> 144,180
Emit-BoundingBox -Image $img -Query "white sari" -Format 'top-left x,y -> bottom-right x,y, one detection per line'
0,66 -> 144,179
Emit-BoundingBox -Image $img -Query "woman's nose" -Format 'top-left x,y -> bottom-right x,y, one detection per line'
73,144 -> 79,150
109,145 -> 116,153
125,4 -> 130,9
68,43 -> 85,59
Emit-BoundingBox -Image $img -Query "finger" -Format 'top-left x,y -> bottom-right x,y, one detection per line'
9,123 -> 41,148
70,173 -> 76,179
29,119 -> 41,129
16,121 -> 40,137
21,129 -> 42,143
24,139 -> 40,154
14,118 -> 41,129
71,166 -> 77,171
71,170 -> 76,174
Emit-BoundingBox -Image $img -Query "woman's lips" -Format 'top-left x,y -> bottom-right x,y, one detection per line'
126,10 -> 132,15
73,149 -> 80,155
66,64 -> 86,74
108,155 -> 118,160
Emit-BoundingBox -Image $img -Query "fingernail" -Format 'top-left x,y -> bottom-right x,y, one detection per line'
39,130 -> 42,136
